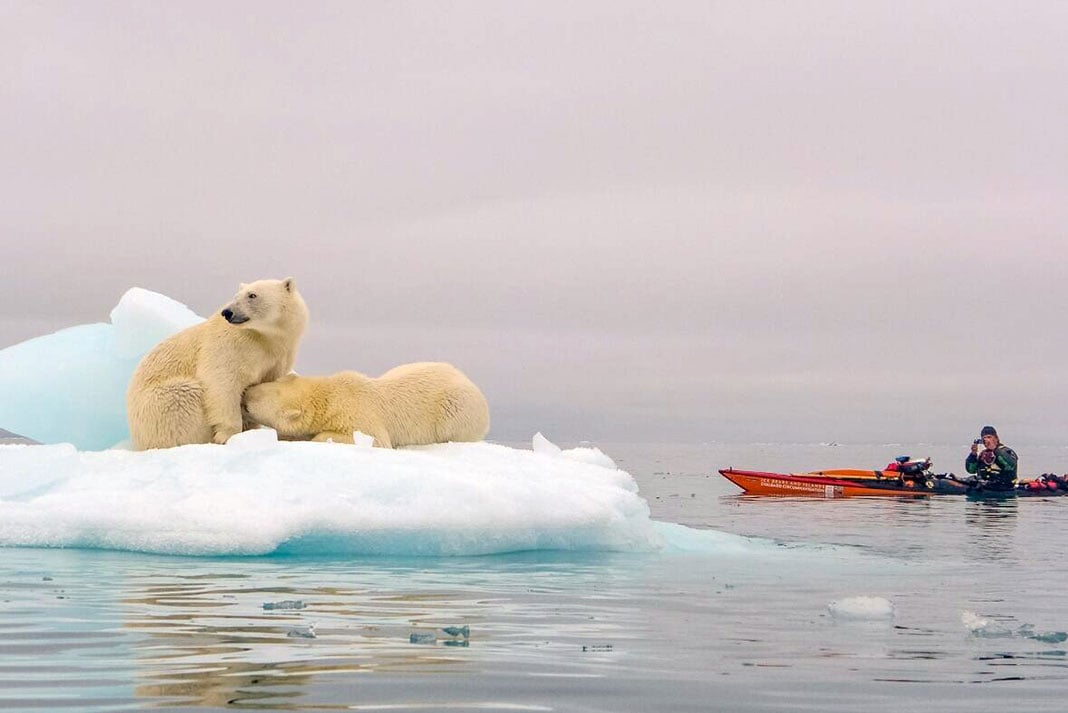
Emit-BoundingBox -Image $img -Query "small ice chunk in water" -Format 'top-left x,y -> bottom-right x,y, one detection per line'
963,612 -> 1067,642
961,610 -> 1012,637
409,632 -> 437,644
352,431 -> 375,449
961,610 -> 989,631
286,624 -> 316,639
1013,623 -> 1068,643
263,599 -> 306,611
1020,626 -> 1068,644
828,596 -> 894,620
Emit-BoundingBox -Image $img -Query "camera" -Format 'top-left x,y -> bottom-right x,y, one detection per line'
973,439 -> 982,445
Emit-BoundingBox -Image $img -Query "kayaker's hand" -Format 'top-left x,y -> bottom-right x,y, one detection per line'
970,442 -> 979,455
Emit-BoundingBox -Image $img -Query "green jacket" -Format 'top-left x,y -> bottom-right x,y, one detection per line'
965,444 -> 1018,484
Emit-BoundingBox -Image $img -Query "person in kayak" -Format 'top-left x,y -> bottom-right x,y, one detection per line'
965,425 -> 1018,491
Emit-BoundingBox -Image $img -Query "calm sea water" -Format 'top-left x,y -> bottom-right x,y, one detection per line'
2,442 -> 1067,713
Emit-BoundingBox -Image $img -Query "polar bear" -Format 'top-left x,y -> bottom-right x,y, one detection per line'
126,278 -> 309,450
243,362 -> 490,448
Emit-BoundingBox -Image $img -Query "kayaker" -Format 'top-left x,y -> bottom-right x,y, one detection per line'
965,425 -> 1018,491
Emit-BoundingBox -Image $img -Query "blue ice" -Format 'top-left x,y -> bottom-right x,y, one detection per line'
0,288 -> 201,450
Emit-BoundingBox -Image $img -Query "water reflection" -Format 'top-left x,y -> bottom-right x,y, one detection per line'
963,498 -> 1019,561
117,558 -> 644,709
123,575 -> 483,707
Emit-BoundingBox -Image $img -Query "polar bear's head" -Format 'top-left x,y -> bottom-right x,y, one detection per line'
244,375 -> 317,437
220,277 -> 308,336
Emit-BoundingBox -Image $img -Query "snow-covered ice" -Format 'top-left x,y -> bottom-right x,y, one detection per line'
0,431 -> 663,556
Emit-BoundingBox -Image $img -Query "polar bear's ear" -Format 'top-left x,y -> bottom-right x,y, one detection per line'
239,282 -> 248,290
281,408 -> 302,423
283,277 -> 295,292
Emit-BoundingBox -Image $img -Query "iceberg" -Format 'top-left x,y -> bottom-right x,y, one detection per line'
0,287 -> 788,559
0,288 -> 202,450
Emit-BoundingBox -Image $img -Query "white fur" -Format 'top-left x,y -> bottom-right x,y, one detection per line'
126,278 -> 308,450
244,362 -> 490,448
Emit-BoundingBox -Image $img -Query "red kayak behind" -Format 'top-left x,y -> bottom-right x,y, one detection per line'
718,467 -> 968,497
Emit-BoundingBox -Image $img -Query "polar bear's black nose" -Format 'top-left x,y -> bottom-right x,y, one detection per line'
222,308 -> 250,324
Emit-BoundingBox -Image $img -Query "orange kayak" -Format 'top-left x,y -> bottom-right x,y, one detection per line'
718,468 -> 969,497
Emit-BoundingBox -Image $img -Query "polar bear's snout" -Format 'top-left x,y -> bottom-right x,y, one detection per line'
221,306 -> 250,324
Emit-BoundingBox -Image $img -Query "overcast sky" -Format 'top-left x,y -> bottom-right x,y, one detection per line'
2,1 -> 1066,445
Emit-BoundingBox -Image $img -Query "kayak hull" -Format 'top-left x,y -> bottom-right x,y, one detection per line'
718,468 -> 968,497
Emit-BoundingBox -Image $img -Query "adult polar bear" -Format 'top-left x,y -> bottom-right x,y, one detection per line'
244,362 -> 489,448
126,278 -> 308,450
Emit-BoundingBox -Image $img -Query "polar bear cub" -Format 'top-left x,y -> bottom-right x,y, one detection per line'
243,362 -> 490,448
126,278 -> 309,450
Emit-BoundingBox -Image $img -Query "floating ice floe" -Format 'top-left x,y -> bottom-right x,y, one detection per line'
286,624 -> 316,639
263,600 -> 306,611
962,610 -> 1067,642
828,596 -> 895,620
0,430 -> 662,557
961,610 -> 1002,635
0,424 -> 809,558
